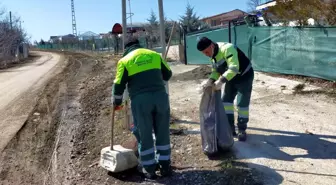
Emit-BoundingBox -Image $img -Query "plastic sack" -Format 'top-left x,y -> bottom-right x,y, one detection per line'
199,86 -> 234,156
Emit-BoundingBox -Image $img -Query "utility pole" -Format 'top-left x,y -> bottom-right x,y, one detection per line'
71,0 -> 77,36
9,11 -> 12,30
158,0 -> 166,57
122,0 -> 127,52
158,0 -> 169,95
121,0 -> 131,132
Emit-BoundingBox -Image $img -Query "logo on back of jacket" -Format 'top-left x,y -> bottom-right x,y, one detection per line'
135,54 -> 153,66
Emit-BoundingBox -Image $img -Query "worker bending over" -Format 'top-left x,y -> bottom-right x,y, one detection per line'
197,37 -> 254,141
112,36 -> 173,179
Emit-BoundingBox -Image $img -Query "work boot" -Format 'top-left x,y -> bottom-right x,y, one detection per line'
232,131 -> 237,137
230,124 -> 237,137
238,130 -> 247,141
137,165 -> 157,179
159,165 -> 172,177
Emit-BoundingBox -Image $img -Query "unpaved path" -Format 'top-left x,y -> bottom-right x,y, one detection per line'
0,51 -> 62,152
169,64 -> 336,185
0,51 -> 99,185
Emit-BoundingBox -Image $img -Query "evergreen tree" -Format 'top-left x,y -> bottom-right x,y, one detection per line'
179,3 -> 204,33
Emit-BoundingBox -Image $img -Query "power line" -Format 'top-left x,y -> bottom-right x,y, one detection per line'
71,0 -> 77,36
127,0 -> 134,29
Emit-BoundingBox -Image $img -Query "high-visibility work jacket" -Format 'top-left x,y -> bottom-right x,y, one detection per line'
209,42 -> 252,82
113,48 -> 172,104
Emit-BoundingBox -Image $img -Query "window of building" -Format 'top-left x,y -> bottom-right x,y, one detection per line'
211,19 -> 218,26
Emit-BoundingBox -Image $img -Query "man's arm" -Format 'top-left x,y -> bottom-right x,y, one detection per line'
160,56 -> 172,81
112,60 -> 128,106
220,44 -> 240,83
209,67 -> 220,82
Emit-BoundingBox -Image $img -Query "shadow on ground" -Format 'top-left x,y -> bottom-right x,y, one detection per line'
107,150 -> 283,185
234,127 -> 336,162
171,122 -> 336,162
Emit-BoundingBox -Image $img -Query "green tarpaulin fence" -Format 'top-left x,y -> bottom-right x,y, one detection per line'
185,25 -> 336,81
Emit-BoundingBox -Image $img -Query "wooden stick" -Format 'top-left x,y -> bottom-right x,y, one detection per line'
110,108 -> 115,150
164,21 -> 177,60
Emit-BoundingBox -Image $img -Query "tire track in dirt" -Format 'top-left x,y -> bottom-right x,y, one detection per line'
43,57 -> 85,185
0,52 -> 100,185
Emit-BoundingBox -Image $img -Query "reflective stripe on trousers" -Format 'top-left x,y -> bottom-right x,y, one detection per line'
223,102 -> 234,114
238,106 -> 249,119
156,144 -> 171,161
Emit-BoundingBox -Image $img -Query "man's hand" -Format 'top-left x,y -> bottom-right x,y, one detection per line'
201,79 -> 214,90
114,104 -> 123,111
213,80 -> 223,90
213,76 -> 227,90
112,94 -> 123,111
197,79 -> 214,94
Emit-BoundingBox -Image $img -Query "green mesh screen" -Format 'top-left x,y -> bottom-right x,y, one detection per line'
250,26 -> 336,81
185,25 -> 336,81
185,28 -> 230,65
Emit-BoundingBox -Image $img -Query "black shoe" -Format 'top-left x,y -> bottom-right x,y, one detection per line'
232,131 -> 237,137
238,131 -> 247,141
137,165 -> 157,179
160,166 -> 173,177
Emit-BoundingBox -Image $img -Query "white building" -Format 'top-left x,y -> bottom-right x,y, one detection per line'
256,0 -> 277,10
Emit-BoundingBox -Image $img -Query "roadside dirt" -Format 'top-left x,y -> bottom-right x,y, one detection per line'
0,51 -> 62,152
1,51 -> 335,185
0,52 -> 41,69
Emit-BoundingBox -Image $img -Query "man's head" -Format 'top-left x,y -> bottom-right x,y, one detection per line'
124,35 -> 140,49
197,37 -> 215,58
122,35 -> 142,57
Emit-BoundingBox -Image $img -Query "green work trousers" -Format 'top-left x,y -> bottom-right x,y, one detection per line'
130,90 -> 171,173
222,71 -> 254,132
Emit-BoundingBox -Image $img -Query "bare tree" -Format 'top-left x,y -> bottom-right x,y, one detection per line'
247,0 -> 261,13
0,7 -> 29,67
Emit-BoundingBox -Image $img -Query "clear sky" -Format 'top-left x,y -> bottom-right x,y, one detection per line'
0,0 -> 249,42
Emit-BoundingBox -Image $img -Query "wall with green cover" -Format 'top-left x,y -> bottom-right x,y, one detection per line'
185,24 -> 336,81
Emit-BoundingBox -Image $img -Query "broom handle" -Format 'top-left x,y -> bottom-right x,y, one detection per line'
110,107 -> 115,150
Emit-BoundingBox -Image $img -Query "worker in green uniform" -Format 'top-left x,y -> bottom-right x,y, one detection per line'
196,37 -> 254,142
112,36 -> 173,179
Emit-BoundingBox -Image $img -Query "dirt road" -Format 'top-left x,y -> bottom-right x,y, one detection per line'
0,51 -> 62,152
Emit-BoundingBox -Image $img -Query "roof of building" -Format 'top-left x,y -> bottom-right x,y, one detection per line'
201,9 -> 249,20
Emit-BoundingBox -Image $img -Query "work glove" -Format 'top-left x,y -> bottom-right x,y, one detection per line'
112,97 -> 123,111
197,79 -> 213,94
202,79 -> 215,90
213,80 -> 223,90
113,103 -> 124,111
112,92 -> 123,111
213,76 -> 227,91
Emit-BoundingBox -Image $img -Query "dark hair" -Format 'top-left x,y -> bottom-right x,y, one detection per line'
124,36 -> 140,48
197,37 -> 213,51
